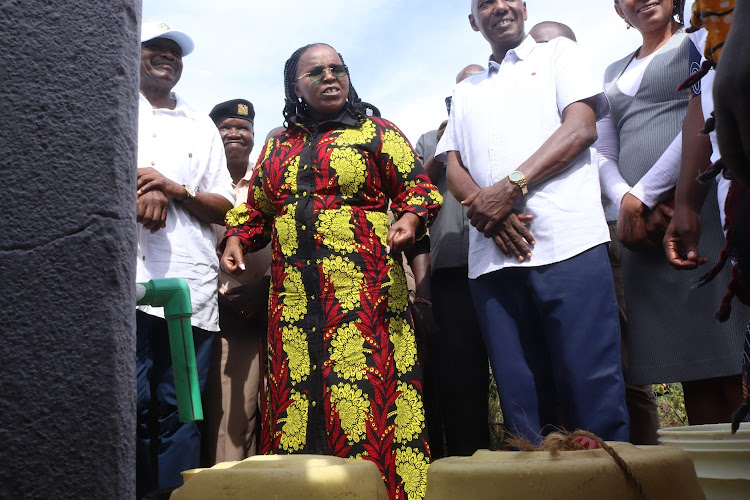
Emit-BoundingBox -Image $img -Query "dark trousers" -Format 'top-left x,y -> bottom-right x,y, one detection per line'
136,311 -> 214,498
469,244 -> 630,444
429,267 -> 490,457
608,223 -> 660,445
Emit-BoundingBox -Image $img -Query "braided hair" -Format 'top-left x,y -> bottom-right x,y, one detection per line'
282,43 -> 366,126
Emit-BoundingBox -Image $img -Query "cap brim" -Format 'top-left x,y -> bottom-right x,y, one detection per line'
142,30 -> 194,57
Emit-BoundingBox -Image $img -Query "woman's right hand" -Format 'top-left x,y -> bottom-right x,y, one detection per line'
221,236 -> 246,275
618,193 -> 656,251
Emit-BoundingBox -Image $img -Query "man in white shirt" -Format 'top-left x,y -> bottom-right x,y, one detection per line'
134,22 -> 234,498
435,0 -> 629,443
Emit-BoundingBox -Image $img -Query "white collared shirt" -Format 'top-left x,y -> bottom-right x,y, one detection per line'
436,35 -> 610,279
136,93 -> 235,332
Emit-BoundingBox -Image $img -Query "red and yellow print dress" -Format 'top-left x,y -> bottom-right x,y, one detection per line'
224,113 -> 442,500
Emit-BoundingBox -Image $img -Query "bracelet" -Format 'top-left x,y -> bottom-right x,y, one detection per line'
412,296 -> 432,307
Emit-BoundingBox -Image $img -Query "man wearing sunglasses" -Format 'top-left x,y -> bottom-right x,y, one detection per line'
135,22 -> 234,498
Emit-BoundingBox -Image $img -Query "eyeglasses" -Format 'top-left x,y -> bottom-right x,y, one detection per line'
297,64 -> 348,84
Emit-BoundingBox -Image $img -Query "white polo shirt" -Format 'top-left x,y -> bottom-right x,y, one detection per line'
436,35 -> 610,279
136,93 -> 235,332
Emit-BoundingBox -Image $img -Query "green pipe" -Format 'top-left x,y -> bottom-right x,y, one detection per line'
136,278 -> 203,423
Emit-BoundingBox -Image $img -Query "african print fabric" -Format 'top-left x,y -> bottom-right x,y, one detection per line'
225,114 -> 442,500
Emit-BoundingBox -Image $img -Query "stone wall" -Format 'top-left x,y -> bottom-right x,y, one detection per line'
0,1 -> 141,497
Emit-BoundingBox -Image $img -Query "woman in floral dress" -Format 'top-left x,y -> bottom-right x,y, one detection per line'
221,43 -> 442,500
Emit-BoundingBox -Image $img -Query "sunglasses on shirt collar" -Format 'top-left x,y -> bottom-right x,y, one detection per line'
297,64 -> 348,85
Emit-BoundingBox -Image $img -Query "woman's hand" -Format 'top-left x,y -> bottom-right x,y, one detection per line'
644,202 -> 674,245
663,205 -> 708,269
387,212 -> 421,254
618,193 -> 656,251
221,236 -> 246,275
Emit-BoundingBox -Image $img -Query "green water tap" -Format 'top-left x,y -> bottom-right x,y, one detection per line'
136,278 -> 203,423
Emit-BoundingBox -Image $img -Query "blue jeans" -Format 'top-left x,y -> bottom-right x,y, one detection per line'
469,244 -> 629,444
136,311 -> 214,497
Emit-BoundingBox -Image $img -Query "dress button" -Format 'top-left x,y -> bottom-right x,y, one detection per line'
312,364 -> 317,371
311,327 -> 316,332
301,225 -> 306,231
306,260 -> 311,265
310,295 -> 315,301
312,401 -> 317,407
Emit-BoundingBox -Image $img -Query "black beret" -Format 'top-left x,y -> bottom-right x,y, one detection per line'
209,99 -> 255,124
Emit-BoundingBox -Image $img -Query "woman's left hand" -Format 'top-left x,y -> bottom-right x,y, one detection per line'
387,212 -> 421,254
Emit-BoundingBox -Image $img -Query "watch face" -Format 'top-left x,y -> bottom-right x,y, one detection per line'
509,171 -> 523,182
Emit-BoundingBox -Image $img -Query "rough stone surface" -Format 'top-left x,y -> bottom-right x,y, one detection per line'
0,1 -> 140,498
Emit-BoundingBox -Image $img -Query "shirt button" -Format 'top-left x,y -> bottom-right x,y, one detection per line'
152,111 -> 156,115
151,161 -> 155,166
152,133 -> 156,138
189,153 -> 193,158
142,256 -> 146,261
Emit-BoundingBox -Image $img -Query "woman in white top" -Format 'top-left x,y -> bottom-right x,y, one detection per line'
599,0 -> 745,429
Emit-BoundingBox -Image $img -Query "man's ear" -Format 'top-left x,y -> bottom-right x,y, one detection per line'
523,2 -> 528,21
469,13 -> 480,32
614,2 -> 627,21
293,82 -> 302,99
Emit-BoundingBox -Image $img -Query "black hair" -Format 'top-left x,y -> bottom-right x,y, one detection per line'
282,43 -> 366,126
674,0 -> 684,23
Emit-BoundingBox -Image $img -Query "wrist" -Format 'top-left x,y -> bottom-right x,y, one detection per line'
508,170 -> 528,195
398,211 -> 421,229
178,184 -> 197,203
621,192 -> 644,214
411,295 -> 432,307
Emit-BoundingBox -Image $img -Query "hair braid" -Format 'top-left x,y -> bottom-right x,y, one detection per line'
282,43 -> 366,126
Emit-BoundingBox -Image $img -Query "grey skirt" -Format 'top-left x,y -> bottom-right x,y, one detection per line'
622,183 -> 746,385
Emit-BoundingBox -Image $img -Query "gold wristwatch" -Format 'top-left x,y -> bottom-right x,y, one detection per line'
508,171 -> 528,195
182,184 -> 196,203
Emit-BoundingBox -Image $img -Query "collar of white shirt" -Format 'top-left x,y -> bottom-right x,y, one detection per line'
488,35 -> 536,73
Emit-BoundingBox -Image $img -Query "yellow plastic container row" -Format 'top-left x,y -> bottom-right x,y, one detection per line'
172,442 -> 704,499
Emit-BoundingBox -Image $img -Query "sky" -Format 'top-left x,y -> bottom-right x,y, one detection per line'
142,0 -> 642,151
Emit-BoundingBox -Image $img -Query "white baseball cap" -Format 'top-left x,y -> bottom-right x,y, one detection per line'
141,21 -> 194,57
